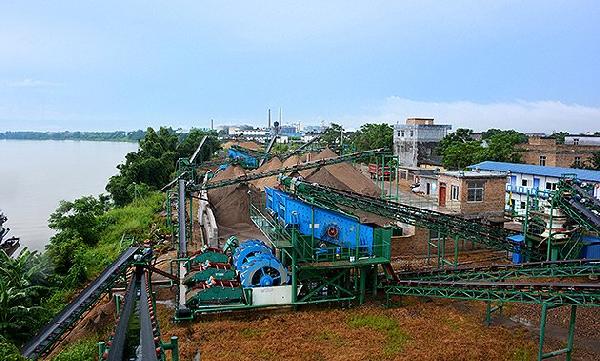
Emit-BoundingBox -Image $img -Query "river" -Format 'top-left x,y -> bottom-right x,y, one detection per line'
0,139 -> 139,251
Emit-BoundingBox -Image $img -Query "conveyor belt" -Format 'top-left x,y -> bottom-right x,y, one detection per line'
555,179 -> 600,233
22,247 -> 138,359
107,271 -> 140,361
397,259 -> 600,281
139,272 -> 159,361
386,279 -> 600,306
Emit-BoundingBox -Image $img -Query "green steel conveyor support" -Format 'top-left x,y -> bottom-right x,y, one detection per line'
385,280 -> 600,306
278,176 -> 533,258
397,259 -> 600,282
538,303 -> 577,361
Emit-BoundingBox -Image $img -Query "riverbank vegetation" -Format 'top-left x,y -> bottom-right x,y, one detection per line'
1,127 -> 219,359
0,130 -> 146,142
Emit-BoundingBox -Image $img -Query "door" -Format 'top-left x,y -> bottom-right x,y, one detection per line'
426,182 -> 431,195
439,183 -> 447,207
533,177 -> 540,190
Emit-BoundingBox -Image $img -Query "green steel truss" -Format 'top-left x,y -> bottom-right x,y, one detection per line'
398,259 -> 600,282
278,176 -> 535,258
386,280 -> 600,306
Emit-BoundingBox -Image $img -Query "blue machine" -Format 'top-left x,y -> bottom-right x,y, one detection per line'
580,235 -> 600,259
232,239 -> 272,270
239,253 -> 289,287
264,187 -> 375,255
227,148 -> 258,168
232,239 -> 289,287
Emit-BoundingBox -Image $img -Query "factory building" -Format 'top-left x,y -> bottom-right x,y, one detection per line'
393,118 -> 451,167
517,135 -> 600,168
468,161 -> 600,214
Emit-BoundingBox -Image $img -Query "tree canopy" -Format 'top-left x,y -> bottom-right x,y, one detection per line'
106,127 -> 220,206
438,128 -> 527,170
350,123 -> 393,153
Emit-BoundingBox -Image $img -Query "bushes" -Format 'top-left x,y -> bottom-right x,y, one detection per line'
50,338 -> 97,361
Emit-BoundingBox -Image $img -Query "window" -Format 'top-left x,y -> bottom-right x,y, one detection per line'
546,182 -> 557,190
397,131 -> 401,137
451,185 -> 460,201
467,181 -> 484,202
574,156 -> 581,167
409,130 -> 414,137
400,131 -> 405,137
522,179 -> 528,187
573,138 -> 580,145
539,155 -> 547,166
520,201 -> 526,209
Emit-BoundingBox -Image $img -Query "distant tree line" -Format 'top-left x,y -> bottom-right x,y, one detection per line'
0,130 -> 146,142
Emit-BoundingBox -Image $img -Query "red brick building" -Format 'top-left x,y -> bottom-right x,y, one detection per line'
517,136 -> 600,168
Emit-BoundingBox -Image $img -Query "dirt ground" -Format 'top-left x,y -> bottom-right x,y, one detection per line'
155,298 -> 545,361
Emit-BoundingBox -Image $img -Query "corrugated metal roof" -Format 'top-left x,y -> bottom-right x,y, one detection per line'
467,161 -> 600,182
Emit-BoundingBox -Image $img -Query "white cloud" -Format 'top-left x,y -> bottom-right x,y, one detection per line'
5,78 -> 61,88
340,97 -> 600,134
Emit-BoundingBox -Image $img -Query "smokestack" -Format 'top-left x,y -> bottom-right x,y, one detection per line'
210,118 -> 214,130
268,109 -> 271,128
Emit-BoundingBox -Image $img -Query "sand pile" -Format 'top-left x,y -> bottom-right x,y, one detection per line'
302,149 -> 381,197
250,156 -> 283,189
238,141 -> 262,151
207,165 -> 252,227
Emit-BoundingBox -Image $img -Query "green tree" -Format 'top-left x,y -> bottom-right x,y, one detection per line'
318,124 -> 344,148
351,123 -> 393,152
579,151 -> 600,170
549,132 -> 568,144
106,127 -> 220,206
0,249 -> 52,345
46,195 -> 109,274
439,129 -> 525,170
441,141 -> 484,170
438,128 -> 474,155
482,129 -> 528,144
481,131 -> 525,163
176,129 -> 220,162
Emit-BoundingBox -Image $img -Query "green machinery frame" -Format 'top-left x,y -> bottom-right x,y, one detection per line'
249,192 -> 392,306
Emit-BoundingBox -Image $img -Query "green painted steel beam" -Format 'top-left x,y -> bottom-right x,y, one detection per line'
398,259 -> 600,282
386,281 -> 600,306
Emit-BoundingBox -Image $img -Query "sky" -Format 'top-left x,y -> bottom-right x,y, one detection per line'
1,1 -> 599,133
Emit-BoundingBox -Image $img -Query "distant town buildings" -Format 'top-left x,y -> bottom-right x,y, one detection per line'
517,136 -> 600,168
393,118 -> 451,167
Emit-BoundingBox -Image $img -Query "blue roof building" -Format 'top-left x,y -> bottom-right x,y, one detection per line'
467,161 -> 600,214
468,161 -> 600,182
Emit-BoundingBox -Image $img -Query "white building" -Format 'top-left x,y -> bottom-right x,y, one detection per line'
565,135 -> 600,146
394,118 -> 451,167
468,161 -> 600,214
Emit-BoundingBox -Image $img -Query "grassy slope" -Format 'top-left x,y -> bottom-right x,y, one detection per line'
46,192 -> 164,361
